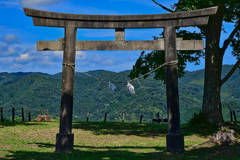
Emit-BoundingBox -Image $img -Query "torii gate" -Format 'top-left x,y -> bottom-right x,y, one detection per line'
24,6 -> 217,153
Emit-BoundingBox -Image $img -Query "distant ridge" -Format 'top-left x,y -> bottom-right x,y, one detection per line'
0,64 -> 239,124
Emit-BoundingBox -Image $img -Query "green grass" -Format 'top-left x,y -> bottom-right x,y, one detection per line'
0,121 -> 240,160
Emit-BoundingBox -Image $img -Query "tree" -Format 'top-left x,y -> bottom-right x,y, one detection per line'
129,0 -> 240,125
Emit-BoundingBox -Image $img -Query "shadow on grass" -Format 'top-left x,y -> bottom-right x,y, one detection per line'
182,121 -> 240,138
71,121 -> 229,138
0,121 -> 52,127
72,121 -> 168,138
5,142 -> 240,160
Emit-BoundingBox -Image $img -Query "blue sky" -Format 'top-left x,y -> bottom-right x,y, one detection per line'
0,0 -> 237,75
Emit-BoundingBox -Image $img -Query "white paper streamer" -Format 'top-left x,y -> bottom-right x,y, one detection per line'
127,82 -> 135,94
109,82 -> 116,93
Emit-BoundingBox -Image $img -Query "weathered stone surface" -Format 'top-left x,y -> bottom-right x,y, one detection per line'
24,6 -> 217,21
164,26 -> 184,152
56,133 -> 74,152
115,29 -> 125,41
57,26 -> 76,152
32,16 -> 209,28
37,39 -> 204,51
167,134 -> 184,152
24,6 -> 217,28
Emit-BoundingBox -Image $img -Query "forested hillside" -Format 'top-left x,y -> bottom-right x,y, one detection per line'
0,64 -> 239,124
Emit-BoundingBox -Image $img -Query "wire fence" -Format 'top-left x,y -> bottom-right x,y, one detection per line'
0,107 -> 237,123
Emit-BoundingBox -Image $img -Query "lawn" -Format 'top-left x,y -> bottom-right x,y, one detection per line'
0,121 -> 240,160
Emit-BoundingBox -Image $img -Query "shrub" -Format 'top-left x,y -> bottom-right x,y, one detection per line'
14,117 -> 22,122
1,117 -> 10,122
188,112 -> 218,129
1,117 -> 22,122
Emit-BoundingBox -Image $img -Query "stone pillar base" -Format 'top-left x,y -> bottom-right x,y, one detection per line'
166,133 -> 184,153
56,133 -> 74,152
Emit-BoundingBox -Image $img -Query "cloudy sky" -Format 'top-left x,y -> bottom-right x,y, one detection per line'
0,0 -> 237,74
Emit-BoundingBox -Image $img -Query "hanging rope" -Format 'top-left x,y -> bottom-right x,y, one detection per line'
62,60 -> 178,93
126,60 -> 178,84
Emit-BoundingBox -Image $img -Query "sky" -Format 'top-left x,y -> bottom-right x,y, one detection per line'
0,0 -> 237,75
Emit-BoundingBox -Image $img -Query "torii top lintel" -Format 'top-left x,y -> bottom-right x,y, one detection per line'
23,6 -> 218,29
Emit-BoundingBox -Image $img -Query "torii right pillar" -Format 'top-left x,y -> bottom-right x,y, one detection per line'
164,26 -> 184,152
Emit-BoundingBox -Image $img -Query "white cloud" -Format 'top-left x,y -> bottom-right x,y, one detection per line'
103,61 -> 135,71
7,47 -> 17,55
10,63 -> 25,69
0,0 -> 20,9
80,61 -> 89,66
52,51 -> 63,59
76,51 -> 87,60
91,54 -> 102,62
0,34 -> 22,56
0,57 -> 14,67
1,34 -> 21,44
14,53 -> 34,63
39,56 -> 56,65
0,45 -> 20,56
0,42 -> 7,48
102,60 -> 114,65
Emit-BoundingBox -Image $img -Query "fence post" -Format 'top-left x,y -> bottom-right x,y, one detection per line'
1,107 -> 3,122
157,112 -> 159,124
230,108 -> 233,122
162,114 -> 163,124
87,112 -> 89,121
40,108 -> 42,115
21,108 -> 24,122
233,110 -> 237,122
28,107 -> 31,121
140,113 -> 143,123
12,108 -> 14,122
104,112 -> 107,122
122,113 -> 125,122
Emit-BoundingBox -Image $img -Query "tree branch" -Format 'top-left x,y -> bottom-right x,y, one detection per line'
197,25 -> 207,35
220,59 -> 240,86
152,0 -> 174,13
152,0 -> 208,32
225,11 -> 240,18
221,24 -> 240,55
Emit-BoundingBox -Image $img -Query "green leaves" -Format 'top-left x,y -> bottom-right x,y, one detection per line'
129,30 -> 204,83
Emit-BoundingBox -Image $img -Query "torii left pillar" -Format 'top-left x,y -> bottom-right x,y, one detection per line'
56,26 -> 77,152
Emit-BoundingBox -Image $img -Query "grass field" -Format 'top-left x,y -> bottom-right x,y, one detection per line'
0,121 -> 240,160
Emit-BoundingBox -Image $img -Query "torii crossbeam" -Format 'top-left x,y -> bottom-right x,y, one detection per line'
24,6 -> 218,153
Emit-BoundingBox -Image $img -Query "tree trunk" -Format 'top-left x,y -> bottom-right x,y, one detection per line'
202,5 -> 225,126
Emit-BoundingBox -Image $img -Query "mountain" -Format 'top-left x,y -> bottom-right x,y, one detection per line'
0,72 -> 51,85
0,64 -> 239,124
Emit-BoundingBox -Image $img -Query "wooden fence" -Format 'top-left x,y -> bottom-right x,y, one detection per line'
0,107 -> 169,123
194,109 -> 237,122
0,107 -> 237,123
0,107 -> 48,122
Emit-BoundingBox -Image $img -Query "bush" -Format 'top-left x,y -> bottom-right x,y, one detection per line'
188,112 -> 218,129
14,117 -> 22,122
1,117 -> 10,122
0,117 -> 22,122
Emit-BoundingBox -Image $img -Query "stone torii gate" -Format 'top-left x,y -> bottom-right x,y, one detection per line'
24,6 -> 217,153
